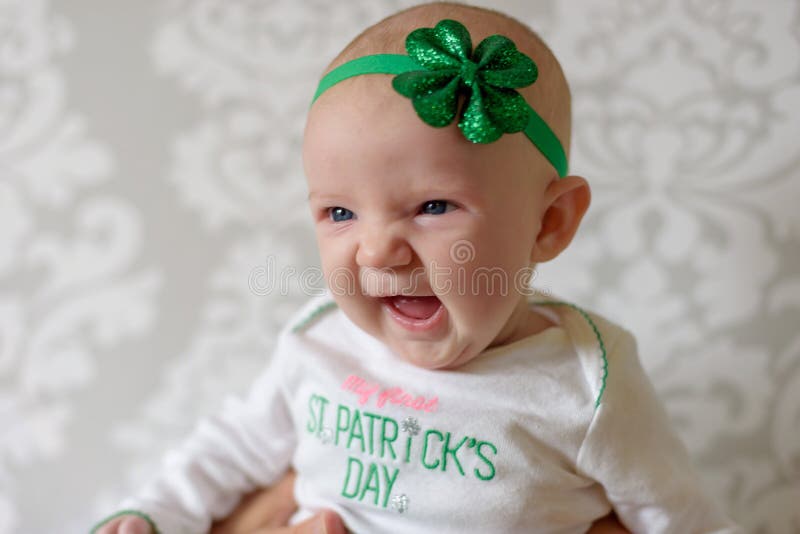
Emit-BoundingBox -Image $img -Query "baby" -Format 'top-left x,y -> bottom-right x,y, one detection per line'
94,3 -> 740,533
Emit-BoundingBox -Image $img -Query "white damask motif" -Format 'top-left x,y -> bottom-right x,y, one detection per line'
166,102 -> 309,230
536,1 -> 800,526
152,0 -> 415,104
538,4 -> 797,360
0,493 -> 17,534
543,0 -> 797,326
692,281 -> 800,526
772,338 -> 800,480
660,337 -> 772,454
11,0 -> 791,531
0,1 -> 159,530
152,0 -> 425,230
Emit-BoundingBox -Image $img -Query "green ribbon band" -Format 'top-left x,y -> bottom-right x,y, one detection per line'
312,54 -> 420,103
523,104 -> 568,178
310,23 -> 568,178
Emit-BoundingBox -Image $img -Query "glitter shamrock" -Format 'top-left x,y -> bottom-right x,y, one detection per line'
391,493 -> 410,513
400,417 -> 421,436
392,19 -> 538,144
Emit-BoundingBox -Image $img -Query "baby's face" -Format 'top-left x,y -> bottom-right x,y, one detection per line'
304,80 -> 551,369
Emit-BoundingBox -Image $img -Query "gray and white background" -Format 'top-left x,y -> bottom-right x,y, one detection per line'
1,0 -> 799,532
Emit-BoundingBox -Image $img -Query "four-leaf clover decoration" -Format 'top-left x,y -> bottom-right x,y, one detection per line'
392,19 -> 538,144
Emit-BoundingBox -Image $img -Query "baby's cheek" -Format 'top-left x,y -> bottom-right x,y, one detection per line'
322,262 -> 358,296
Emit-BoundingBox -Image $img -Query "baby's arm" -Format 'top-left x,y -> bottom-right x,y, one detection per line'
577,330 -> 740,533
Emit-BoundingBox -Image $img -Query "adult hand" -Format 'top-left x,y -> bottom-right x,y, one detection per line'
210,471 -> 345,534
211,469 -> 628,534
94,515 -> 152,534
587,513 -> 629,534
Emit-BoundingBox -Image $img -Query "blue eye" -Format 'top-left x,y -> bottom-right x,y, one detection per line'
420,200 -> 452,215
329,207 -> 354,222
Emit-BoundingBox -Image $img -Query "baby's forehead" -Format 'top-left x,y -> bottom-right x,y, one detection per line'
306,91 -> 549,200
307,82 -> 553,196
314,69 -> 545,141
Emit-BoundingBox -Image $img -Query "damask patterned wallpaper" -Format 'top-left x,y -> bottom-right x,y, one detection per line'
1,0 -> 799,532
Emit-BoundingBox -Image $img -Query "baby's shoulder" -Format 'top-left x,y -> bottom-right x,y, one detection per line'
530,298 -> 638,408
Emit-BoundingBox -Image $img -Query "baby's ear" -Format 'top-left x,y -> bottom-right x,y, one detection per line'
530,175 -> 591,263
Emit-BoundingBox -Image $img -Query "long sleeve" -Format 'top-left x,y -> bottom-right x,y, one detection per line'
116,333 -> 297,533
575,330 -> 740,533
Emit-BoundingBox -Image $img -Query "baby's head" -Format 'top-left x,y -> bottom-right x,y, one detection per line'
303,2 -> 590,369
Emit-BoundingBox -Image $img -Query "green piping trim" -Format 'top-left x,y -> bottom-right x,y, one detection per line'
89,510 -> 160,534
533,300 -> 608,408
291,300 -> 338,333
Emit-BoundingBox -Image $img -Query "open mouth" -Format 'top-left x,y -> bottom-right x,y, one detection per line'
381,295 -> 445,332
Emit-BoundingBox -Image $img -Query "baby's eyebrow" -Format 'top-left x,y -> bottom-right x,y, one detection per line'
307,191 -> 349,203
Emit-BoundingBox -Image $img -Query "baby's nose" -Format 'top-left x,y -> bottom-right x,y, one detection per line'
355,225 -> 412,269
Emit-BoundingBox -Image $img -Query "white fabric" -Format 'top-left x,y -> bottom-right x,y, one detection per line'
120,294 -> 740,533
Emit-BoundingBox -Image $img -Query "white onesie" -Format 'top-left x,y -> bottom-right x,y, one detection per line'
110,294 -> 740,533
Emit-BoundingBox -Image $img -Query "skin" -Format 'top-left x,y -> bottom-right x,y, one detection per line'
97,4 -> 628,533
300,1 -> 582,373
304,75 -> 587,371
208,472 -> 629,534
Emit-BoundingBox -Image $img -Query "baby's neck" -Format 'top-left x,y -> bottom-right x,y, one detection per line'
489,297 -> 557,349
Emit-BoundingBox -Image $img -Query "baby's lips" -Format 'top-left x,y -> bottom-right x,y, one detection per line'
384,295 -> 442,320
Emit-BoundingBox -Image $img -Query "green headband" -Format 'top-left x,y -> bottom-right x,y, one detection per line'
311,19 -> 568,178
